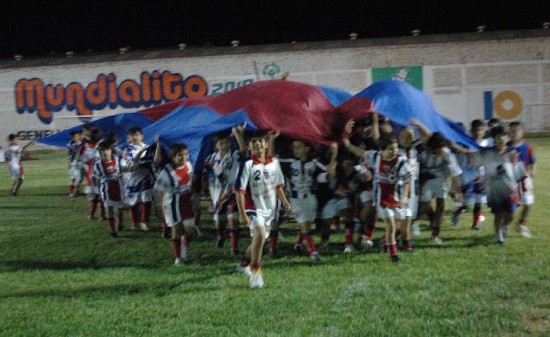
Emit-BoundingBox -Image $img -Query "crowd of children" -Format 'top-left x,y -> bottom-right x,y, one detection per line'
5,115 -> 537,289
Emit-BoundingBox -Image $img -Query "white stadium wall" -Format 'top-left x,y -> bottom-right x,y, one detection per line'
1,31 -> 549,148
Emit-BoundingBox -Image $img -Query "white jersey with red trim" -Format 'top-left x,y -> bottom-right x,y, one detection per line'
154,162 -> 194,206
233,155 -> 285,218
93,157 -> 125,206
364,151 -> 411,208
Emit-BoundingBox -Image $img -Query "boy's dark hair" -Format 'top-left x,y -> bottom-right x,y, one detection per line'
509,121 -> 522,128
104,132 -> 118,147
470,119 -> 485,130
97,141 -> 112,153
427,132 -> 447,149
89,127 -> 103,143
169,143 -> 188,158
245,129 -> 268,143
488,118 -> 501,127
214,130 -> 232,143
127,127 -> 143,135
82,123 -> 94,131
69,130 -> 80,137
378,134 -> 398,150
491,125 -> 507,138
8,134 -> 17,142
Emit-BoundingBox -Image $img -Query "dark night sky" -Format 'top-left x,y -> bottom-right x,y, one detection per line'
0,0 -> 548,58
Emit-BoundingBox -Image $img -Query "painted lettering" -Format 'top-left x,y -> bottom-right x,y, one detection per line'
15,71 -> 208,125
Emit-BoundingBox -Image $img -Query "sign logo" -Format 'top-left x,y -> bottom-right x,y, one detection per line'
483,90 -> 523,120
263,63 -> 281,79
15,71 -> 208,125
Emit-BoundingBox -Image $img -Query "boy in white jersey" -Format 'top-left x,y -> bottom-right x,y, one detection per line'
93,142 -> 126,237
154,143 -> 196,266
233,129 -> 291,289
270,132 -> 338,261
418,133 -> 463,244
470,126 -> 527,244
396,118 -> 431,248
67,130 -> 83,197
5,134 -> 34,196
207,131 -> 245,254
123,127 -> 154,231
344,134 -> 411,263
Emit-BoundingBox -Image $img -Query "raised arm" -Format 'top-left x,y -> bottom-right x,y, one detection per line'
232,122 -> 248,153
409,118 -> 432,144
267,131 -> 280,157
153,136 -> 163,165
342,138 -> 366,158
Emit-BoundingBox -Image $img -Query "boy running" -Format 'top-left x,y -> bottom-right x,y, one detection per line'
5,134 -> 34,196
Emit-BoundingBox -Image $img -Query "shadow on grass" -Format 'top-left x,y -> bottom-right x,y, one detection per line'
0,275 -> 224,299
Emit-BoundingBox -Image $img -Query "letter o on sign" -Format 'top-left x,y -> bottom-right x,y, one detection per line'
493,90 -> 522,119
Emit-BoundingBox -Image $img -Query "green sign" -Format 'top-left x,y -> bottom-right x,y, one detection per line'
371,66 -> 423,90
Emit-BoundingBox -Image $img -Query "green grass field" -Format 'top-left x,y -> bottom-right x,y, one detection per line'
1,138 -> 549,337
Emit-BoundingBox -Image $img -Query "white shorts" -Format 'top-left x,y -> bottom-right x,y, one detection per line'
521,191 -> 534,206
403,196 -> 419,218
246,210 -> 274,240
125,188 -> 153,205
8,163 -> 23,180
291,196 -> 318,224
163,196 -> 195,228
464,193 -> 487,206
321,198 -> 349,219
377,206 -> 407,220
359,190 -> 373,203
421,178 -> 448,201
69,162 -> 83,181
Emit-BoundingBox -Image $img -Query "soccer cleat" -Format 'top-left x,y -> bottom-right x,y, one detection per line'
268,248 -> 278,258
88,215 -> 96,221
320,239 -> 329,249
131,223 -> 139,230
161,230 -> 170,239
310,252 -> 321,262
403,246 -> 414,253
360,236 -> 374,248
249,271 -> 264,289
230,248 -> 240,256
139,223 -> 149,231
518,225 -> 532,239
181,245 -> 188,260
391,255 -> 400,264
343,244 -> 356,253
479,211 -> 486,223
236,264 -> 252,276
293,243 -> 304,254
411,222 -> 421,236
451,214 -> 460,227
471,225 -> 481,231
216,236 -> 226,249
174,258 -> 185,266
110,230 -> 118,238
496,233 -> 505,245
431,236 -> 443,245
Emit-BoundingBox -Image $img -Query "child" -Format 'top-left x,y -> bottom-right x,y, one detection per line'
509,121 -> 535,238
233,129 -> 291,289
418,133 -> 463,245
471,126 -> 528,244
154,143 -> 196,266
207,131 -> 245,254
93,142 -> 126,237
271,132 -> 338,261
5,134 -> 34,196
123,127 -> 154,231
396,118 -> 431,247
81,126 -> 105,220
344,134 -> 411,263
67,130 -> 83,197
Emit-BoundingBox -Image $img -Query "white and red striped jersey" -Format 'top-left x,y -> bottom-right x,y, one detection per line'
93,157 -> 125,203
233,155 -> 285,218
363,151 -> 411,208
6,145 -> 22,167
154,162 -> 194,206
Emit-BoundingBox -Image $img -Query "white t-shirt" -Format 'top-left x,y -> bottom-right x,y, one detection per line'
233,155 -> 285,218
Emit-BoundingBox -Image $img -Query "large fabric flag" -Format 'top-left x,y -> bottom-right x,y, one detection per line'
335,79 -> 478,148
